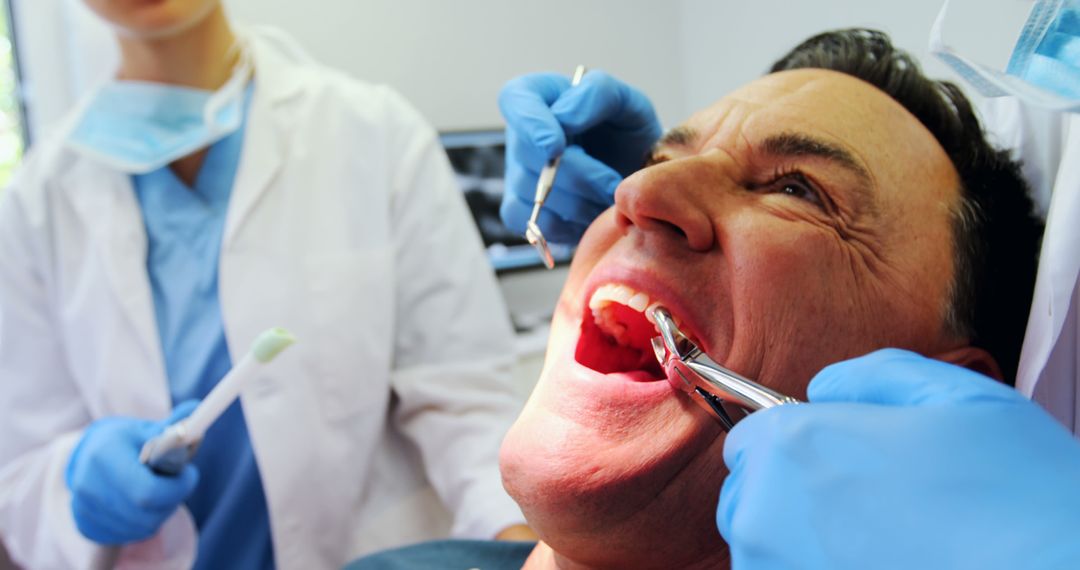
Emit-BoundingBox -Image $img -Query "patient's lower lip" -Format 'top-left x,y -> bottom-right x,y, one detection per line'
561,355 -> 677,412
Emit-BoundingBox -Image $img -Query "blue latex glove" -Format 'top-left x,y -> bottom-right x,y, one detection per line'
718,349 -> 1080,569
498,70 -> 662,244
66,401 -> 200,545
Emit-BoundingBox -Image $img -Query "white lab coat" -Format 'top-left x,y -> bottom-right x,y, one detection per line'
0,27 -> 524,569
980,96 -> 1080,436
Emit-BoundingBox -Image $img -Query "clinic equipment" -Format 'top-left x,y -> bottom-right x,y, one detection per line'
525,65 -> 587,269
140,327 -> 295,474
650,307 -> 800,430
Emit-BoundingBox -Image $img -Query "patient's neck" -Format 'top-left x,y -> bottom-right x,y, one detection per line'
522,541 -> 731,570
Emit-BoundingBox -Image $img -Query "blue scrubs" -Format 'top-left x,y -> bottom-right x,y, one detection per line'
132,85 -> 274,570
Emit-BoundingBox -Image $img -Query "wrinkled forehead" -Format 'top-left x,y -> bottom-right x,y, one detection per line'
674,68 -> 959,212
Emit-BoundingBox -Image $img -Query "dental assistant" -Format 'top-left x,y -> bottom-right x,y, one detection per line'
0,1 -> 527,568
497,1 -> 1080,567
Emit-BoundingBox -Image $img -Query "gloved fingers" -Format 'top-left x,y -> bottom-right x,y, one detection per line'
551,70 -> 662,135
498,182 -> 532,237
78,431 -> 198,509
66,419 -> 146,496
151,399 -> 200,435
503,126 -> 558,191
554,146 -> 624,206
502,148 -> 610,239
538,189 -> 607,242
502,121 -> 572,215
504,145 -> 619,209
501,115 -> 627,201
721,404 -> 789,470
499,190 -> 593,245
510,158 -> 616,216
499,73 -> 572,160
718,407 -> 819,566
74,460 -> 196,539
71,492 -> 165,544
129,464 -> 200,510
66,422 -> 105,490
715,442 -> 748,540
71,495 -> 129,544
66,414 -> 198,546
807,348 -> 1020,407
537,207 -> 594,245
500,173 -> 607,240
165,399 -> 199,424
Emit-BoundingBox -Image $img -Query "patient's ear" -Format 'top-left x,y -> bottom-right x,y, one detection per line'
932,346 -> 1004,382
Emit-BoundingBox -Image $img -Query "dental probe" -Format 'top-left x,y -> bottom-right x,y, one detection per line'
650,308 -> 801,430
139,327 -> 296,475
525,64 -> 588,269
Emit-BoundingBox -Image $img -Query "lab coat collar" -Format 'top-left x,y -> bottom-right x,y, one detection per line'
222,26 -> 308,247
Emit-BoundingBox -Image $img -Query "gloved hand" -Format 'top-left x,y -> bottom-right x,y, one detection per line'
718,349 -> 1080,569
498,70 -> 662,244
66,401 -> 200,545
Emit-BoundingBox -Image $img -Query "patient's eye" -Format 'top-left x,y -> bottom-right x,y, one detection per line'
763,169 -> 824,208
779,180 -> 816,201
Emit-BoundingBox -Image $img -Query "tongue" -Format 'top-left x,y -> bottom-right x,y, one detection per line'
575,304 -> 665,379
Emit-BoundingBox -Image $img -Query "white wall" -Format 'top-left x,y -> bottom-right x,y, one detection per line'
14,1 -> 1028,140
13,0 -> 688,137
675,0 -> 1027,121
226,0 -> 686,132
9,0 -> 74,140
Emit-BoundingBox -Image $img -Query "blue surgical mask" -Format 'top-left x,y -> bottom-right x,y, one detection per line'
1007,0 -> 1080,99
67,44 -> 253,174
932,0 -> 1080,112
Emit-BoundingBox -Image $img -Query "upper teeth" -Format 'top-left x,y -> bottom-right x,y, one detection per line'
588,283 -> 669,326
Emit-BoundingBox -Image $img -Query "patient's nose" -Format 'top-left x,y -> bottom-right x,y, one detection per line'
614,159 -> 716,251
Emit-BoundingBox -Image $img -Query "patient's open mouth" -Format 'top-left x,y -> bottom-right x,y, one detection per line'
575,284 -> 673,381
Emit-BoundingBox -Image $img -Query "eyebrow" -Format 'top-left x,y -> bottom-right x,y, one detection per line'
656,126 -> 698,148
760,132 -> 873,188
649,127 -> 876,211
651,128 -> 871,184
646,126 -> 699,163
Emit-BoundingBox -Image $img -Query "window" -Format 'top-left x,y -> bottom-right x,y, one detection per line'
0,0 -> 23,188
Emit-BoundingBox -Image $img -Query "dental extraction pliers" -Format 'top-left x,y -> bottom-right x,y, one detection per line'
651,307 -> 801,430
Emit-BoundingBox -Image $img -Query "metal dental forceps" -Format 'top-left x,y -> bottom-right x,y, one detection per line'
525,64 -> 588,269
650,307 -> 801,430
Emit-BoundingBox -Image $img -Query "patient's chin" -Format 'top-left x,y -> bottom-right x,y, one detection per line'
501,414 -> 646,541
500,408 -> 731,569
503,448 -> 731,569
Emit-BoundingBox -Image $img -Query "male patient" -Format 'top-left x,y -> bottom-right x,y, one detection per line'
352,28 -> 1041,570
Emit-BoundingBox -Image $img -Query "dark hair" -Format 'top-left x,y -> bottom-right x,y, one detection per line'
770,28 -> 1043,384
